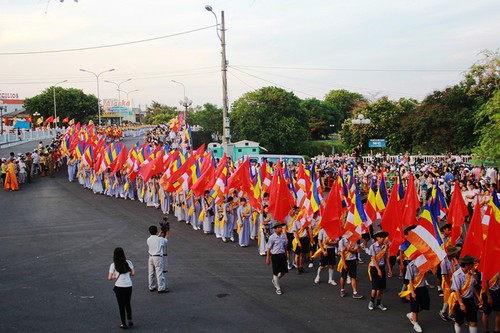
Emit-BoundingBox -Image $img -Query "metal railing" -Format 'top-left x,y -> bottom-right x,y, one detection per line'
0,129 -> 65,148
361,155 -> 472,164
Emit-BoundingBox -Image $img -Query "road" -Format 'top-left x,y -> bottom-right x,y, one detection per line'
0,139 -> 468,333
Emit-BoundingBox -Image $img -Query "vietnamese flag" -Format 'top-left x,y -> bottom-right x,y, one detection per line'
139,150 -> 164,182
191,156 -> 216,197
460,198 -> 484,260
226,158 -> 252,194
44,115 -> 54,124
380,186 -> 404,256
268,161 -> 294,223
478,190 -> 500,287
448,181 -> 469,245
321,179 -> 343,239
112,144 -> 128,175
401,172 -> 420,226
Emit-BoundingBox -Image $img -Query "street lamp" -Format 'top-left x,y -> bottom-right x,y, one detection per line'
105,78 -> 131,126
0,99 -> 4,135
352,114 -> 371,155
79,68 -> 115,125
205,4 -> 230,152
171,80 -> 192,123
53,80 -> 67,128
117,89 -> 139,101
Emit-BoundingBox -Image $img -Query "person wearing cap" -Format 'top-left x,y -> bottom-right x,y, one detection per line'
481,272 -> 500,333
368,230 -> 391,311
284,207 -> 299,270
265,221 -> 288,295
439,244 -> 461,321
450,255 -> 480,333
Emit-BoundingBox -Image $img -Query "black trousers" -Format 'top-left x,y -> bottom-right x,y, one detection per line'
113,286 -> 132,325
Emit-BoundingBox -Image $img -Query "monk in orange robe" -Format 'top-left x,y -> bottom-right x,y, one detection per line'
4,159 -> 19,191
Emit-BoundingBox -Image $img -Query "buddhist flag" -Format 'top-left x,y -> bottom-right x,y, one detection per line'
68,119 -> 75,126
376,170 -> 389,213
406,225 -> 446,275
37,117 -> 44,125
365,177 -> 378,222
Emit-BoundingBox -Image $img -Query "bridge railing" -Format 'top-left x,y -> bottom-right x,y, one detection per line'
361,155 -> 472,165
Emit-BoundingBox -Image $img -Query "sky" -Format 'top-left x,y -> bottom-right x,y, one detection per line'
0,0 -> 499,111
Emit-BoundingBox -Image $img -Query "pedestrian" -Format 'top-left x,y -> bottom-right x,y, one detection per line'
402,259 -> 430,333
338,235 -> 364,299
481,272 -> 500,333
450,255 -> 480,333
368,230 -> 391,311
1,158 -> 7,186
313,227 -> 339,286
3,158 -> 19,191
108,247 -> 135,329
147,225 -> 168,293
439,245 -> 461,321
266,221 -> 288,295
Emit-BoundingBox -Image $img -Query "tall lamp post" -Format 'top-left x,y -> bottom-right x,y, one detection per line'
0,99 -> 4,135
79,68 -> 115,125
205,4 -> 230,152
104,79 -> 131,126
171,80 -> 192,123
351,114 -> 371,155
53,80 -> 67,128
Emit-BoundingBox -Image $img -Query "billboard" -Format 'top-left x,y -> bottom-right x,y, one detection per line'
102,99 -> 133,116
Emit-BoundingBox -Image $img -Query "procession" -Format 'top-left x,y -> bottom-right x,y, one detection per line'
4,111 -> 493,333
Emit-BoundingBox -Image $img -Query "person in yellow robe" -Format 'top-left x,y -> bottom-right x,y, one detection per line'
4,158 -> 19,191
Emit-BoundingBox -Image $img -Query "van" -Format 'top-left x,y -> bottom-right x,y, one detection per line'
245,154 -> 305,165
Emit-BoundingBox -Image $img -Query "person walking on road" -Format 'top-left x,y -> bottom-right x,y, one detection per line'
266,221 -> 288,295
147,225 -> 168,293
108,247 -> 135,329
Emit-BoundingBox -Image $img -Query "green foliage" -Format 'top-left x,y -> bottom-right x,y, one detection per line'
303,140 -> 345,158
324,89 -> 366,127
300,98 -> 339,139
143,101 -> 178,125
474,90 -> 500,164
23,87 -> 98,123
188,103 -> 223,138
230,87 -> 310,154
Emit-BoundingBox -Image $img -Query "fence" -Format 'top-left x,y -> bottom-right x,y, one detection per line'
0,129 -> 64,148
361,155 -> 472,165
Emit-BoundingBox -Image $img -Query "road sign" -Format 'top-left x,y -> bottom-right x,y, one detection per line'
368,139 -> 386,148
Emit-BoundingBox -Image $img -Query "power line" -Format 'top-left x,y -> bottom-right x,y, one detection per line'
0,25 -> 218,56
233,64 -> 464,73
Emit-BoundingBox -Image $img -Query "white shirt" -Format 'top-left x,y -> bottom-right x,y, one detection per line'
147,235 -> 168,256
109,260 -> 134,287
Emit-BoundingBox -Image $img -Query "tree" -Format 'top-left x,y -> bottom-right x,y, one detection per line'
301,98 -> 339,140
230,87 -> 310,154
324,89 -> 366,128
463,49 -> 500,103
23,87 -> 98,123
142,101 -> 178,125
188,103 -> 223,148
474,90 -> 500,164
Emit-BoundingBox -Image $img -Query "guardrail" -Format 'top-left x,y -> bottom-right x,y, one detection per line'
361,155 -> 472,164
0,129 -> 65,148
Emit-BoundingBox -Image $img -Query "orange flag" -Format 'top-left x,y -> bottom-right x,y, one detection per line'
460,198 -> 484,260
448,181 -> 469,245
321,178 -> 343,239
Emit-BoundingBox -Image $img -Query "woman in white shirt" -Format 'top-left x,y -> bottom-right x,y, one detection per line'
108,247 -> 135,329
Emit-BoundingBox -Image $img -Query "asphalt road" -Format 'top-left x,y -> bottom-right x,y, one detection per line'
0,140 -> 476,333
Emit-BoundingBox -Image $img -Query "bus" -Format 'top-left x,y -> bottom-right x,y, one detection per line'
245,154 -> 305,166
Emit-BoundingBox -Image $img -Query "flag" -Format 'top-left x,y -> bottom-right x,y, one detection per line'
401,172 -> 420,226
139,150 -> 164,182
479,190 -> 500,287
380,185 -> 404,256
191,155 -> 216,197
226,158 -> 252,195
44,115 -> 54,124
112,144 -> 128,175
406,225 -> 447,275
62,117 -> 69,123
397,171 -> 405,201
448,181 -> 469,245
321,179 -> 343,240
261,160 -> 272,194
375,170 -> 388,213
460,198 -> 485,260
68,118 -> 75,126
268,161 -> 294,223
344,184 -> 370,242
37,117 -> 43,125
365,177 -> 378,222
418,203 -> 443,246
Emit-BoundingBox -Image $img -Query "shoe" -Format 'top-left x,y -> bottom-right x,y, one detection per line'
413,323 -> 422,333
438,310 -> 449,321
120,324 -> 128,329
272,278 -> 278,289
352,292 -> 364,299
158,288 -> 169,294
314,276 -> 320,284
438,290 -> 444,297
368,301 -> 374,310
358,259 -> 364,264
222,237 -> 227,242
230,237 -> 235,242
308,262 -> 314,268
287,263 -> 293,270
149,288 -> 157,292
346,276 -> 351,285
406,312 -> 415,325
340,290 -> 347,298
127,321 -> 134,327
328,280 -> 337,286
276,288 -> 282,295
377,304 -> 388,311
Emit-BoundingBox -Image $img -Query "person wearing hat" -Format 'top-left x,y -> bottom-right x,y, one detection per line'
313,226 -> 339,286
439,245 -> 461,321
481,272 -> 500,333
368,230 -> 391,311
450,255 -> 480,333
265,221 -> 288,295
338,235 -> 363,299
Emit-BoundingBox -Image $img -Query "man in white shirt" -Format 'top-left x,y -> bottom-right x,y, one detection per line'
147,225 -> 168,293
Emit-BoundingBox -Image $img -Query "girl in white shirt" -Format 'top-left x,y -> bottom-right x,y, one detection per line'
108,247 -> 135,329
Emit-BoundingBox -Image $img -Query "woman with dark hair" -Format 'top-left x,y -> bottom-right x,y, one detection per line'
108,247 -> 135,329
